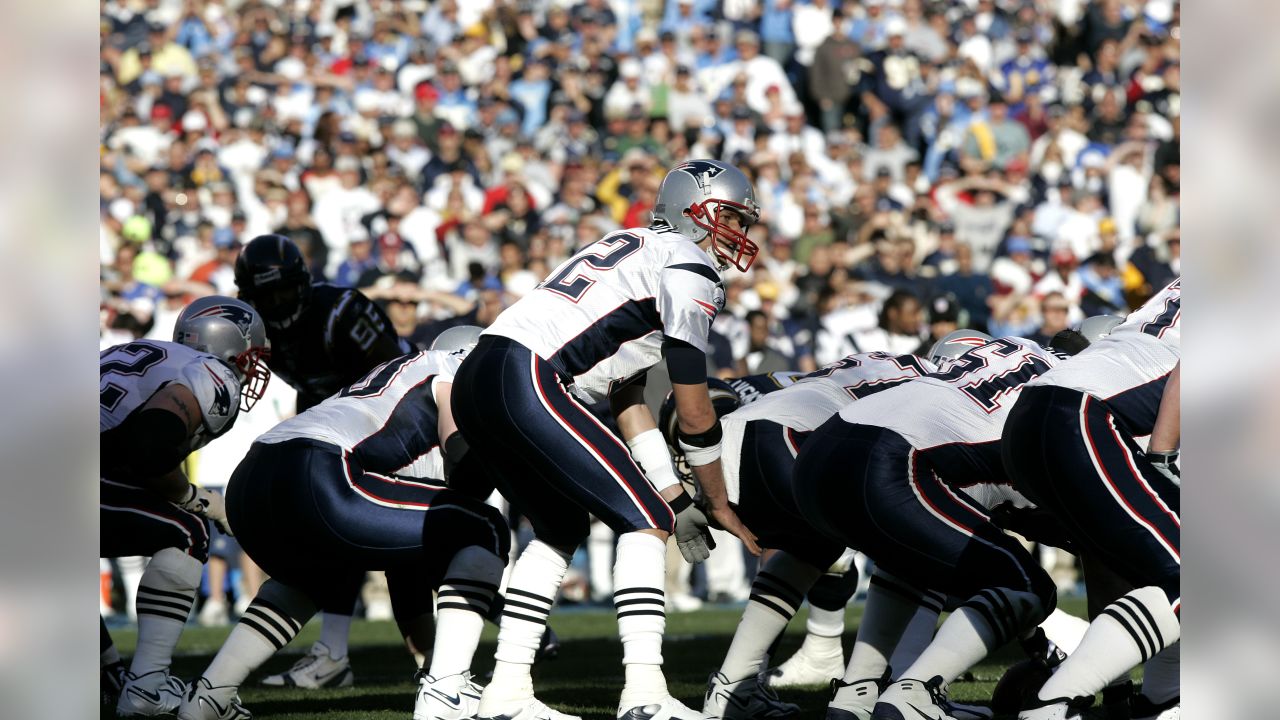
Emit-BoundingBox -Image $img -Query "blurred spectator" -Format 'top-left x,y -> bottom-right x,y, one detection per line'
846,288 -> 925,355
923,292 -> 961,349
744,310 -> 793,375
1026,291 -> 1072,346
934,243 -> 994,331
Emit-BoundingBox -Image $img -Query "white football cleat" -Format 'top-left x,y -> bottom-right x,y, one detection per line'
177,677 -> 251,720
415,672 -> 483,720
762,640 -> 845,688
116,669 -> 188,717
870,677 -> 952,720
260,642 -> 354,688
619,695 -> 713,720
479,697 -> 584,720
703,671 -> 800,720
1016,695 -> 1092,720
825,674 -> 885,720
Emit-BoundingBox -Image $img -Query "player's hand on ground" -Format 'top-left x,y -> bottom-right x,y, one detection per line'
178,486 -> 233,536
708,504 -> 761,557
670,492 -> 716,563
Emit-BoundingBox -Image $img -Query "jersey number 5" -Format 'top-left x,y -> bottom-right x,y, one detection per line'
542,232 -> 644,303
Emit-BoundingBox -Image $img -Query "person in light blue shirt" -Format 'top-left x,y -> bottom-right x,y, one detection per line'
661,0 -> 716,36
759,0 -> 796,64
509,59 -> 553,139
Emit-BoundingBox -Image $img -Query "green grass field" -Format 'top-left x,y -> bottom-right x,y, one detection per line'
107,598 -> 1098,719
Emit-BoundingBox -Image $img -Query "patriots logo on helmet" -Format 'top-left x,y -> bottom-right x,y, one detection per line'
191,303 -> 256,341
205,365 -> 233,417
673,160 -> 726,195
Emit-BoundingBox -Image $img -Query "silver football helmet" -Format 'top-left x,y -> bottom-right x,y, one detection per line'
651,159 -> 761,271
1077,314 -> 1124,344
429,324 -> 483,356
174,296 -> 272,411
928,329 -> 994,365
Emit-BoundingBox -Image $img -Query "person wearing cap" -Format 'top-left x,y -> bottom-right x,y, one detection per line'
922,292 -> 963,348
865,16 -> 933,146
604,58 -> 653,120
387,119 -> 430,177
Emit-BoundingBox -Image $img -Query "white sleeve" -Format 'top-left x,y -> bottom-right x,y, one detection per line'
179,358 -> 241,436
657,261 -> 723,354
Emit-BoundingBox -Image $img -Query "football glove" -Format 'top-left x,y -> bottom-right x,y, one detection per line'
669,492 -> 716,563
178,485 -> 233,536
990,502 -> 1077,552
1146,449 -> 1180,486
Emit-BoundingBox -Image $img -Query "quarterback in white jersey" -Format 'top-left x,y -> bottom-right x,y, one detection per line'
181,328 -> 514,720
791,333 -> 1081,720
100,297 -> 271,718
452,159 -> 764,720
1004,279 -> 1182,720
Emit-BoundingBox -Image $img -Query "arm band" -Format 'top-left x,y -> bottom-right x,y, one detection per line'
627,428 -> 681,492
667,491 -> 693,513
678,420 -> 723,467
662,338 -> 708,385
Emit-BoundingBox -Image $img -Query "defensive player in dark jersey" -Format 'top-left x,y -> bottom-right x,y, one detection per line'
101,297 -> 272,716
233,234 -> 411,688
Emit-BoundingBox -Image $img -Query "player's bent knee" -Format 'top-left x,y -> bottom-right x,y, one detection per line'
143,547 -> 203,592
254,579 -> 319,625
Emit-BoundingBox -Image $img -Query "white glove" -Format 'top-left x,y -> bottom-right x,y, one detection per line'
178,486 -> 233,536
670,492 -> 715,563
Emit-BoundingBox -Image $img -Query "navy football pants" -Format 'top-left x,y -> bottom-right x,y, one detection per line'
226,438 -> 510,614
792,419 -> 1055,607
452,336 -> 675,548
1004,385 -> 1180,609
101,478 -> 210,562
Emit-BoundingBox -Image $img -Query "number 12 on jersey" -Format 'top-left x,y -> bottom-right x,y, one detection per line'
542,232 -> 644,303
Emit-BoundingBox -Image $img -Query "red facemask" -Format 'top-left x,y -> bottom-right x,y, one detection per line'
687,200 -> 760,272
234,347 -> 272,412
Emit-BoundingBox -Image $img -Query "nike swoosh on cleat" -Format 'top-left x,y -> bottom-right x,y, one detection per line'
429,689 -> 463,707
906,703 -> 938,720
129,687 -> 164,703
315,666 -> 351,687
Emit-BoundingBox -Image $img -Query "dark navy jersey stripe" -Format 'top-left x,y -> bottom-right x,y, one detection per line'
1101,372 -> 1170,438
919,440 -> 1009,489
666,262 -> 721,284
548,298 -> 662,378
349,376 -> 440,473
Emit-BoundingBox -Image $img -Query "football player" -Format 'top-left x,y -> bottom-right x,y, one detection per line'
451,159 -> 762,720
1004,280 -> 1181,720
657,353 -> 935,718
100,297 -> 271,716
233,234 -> 409,688
177,326 -> 511,720
790,331 -> 1081,720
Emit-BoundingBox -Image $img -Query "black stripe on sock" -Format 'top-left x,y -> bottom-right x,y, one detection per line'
502,598 -> 551,615
614,594 -> 665,604
439,588 -> 497,603
869,574 -> 921,604
240,616 -> 288,650
1101,607 -> 1150,662
749,594 -> 797,620
445,578 -> 500,592
1112,600 -> 1156,660
920,592 -> 946,613
137,607 -> 190,623
244,607 -> 296,645
963,599 -> 1007,646
754,576 -> 804,608
438,601 -> 488,615
137,597 -> 194,614
506,588 -> 554,605
1120,596 -> 1167,651
501,610 -> 548,626
252,598 -> 304,633
137,586 -> 193,602
981,590 -> 1016,636
613,587 -> 665,598
616,608 -> 666,619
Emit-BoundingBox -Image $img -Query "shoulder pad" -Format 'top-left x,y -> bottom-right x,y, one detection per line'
179,357 -> 241,435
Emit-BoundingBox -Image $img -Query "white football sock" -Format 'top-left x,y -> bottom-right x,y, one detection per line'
844,572 -> 925,683
429,546 -> 503,678
130,548 -> 201,676
1038,587 -> 1180,702
902,588 -> 1044,686
615,532 -> 670,708
719,552 -> 821,681
480,539 -> 572,713
205,580 -> 315,687
318,612 -> 353,659
807,605 -> 847,639
888,595 -> 943,678
1039,608 -> 1090,655
1140,641 -> 1180,705
119,555 -> 146,621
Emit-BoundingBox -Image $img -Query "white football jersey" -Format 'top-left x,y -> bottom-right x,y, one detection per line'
485,227 -> 724,403
258,350 -> 461,480
100,340 -> 242,451
721,352 -> 936,503
1029,278 -> 1180,435
840,337 -> 1063,450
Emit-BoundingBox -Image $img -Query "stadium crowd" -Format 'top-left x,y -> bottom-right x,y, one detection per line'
99,0 -> 1180,612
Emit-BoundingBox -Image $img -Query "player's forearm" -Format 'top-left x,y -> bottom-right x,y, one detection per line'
1149,362 -> 1180,453
691,460 -> 731,511
149,466 -> 193,504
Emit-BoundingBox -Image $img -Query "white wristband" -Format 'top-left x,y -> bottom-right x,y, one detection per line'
678,439 -> 722,467
627,428 -> 681,493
